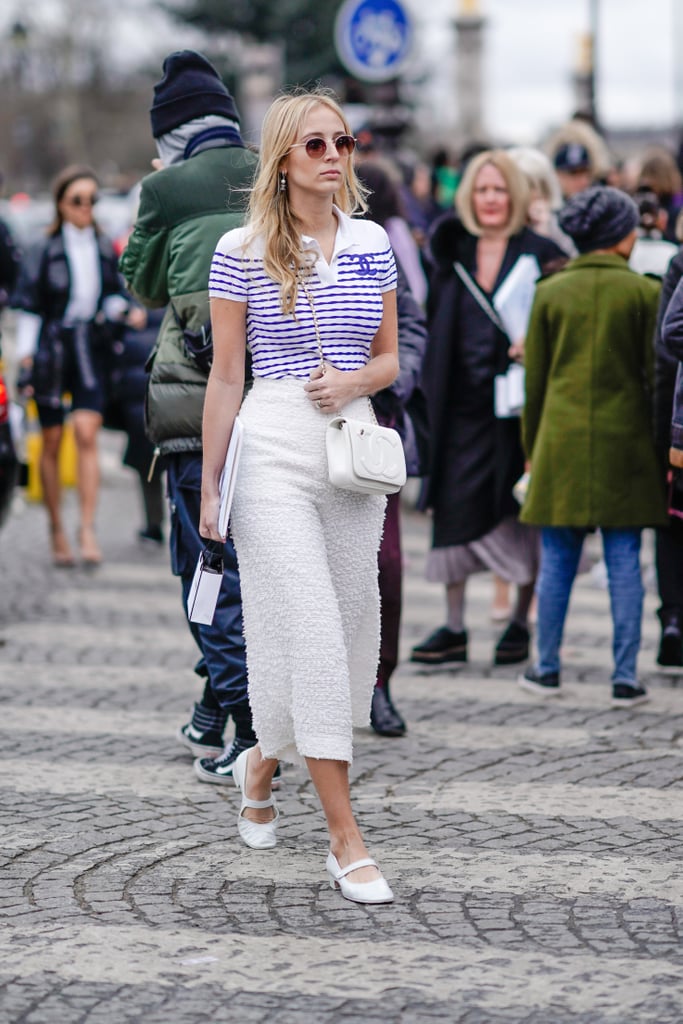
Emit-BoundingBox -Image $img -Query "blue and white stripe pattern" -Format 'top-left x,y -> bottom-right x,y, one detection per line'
209,207 -> 397,380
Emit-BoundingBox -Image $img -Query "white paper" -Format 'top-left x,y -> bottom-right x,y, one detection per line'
494,363 -> 525,418
493,255 -> 541,343
218,417 -> 244,538
188,552 -> 223,625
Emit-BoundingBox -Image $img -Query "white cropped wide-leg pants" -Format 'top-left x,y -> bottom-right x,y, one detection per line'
230,377 -> 386,765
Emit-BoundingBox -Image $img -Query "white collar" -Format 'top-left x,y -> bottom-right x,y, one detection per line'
62,222 -> 97,246
300,205 -> 355,262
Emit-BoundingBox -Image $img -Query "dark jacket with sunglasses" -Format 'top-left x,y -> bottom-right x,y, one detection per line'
120,141 -> 257,454
11,229 -> 124,407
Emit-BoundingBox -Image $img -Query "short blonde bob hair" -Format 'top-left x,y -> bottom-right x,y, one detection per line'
455,149 -> 530,237
246,88 -> 368,315
507,146 -> 563,211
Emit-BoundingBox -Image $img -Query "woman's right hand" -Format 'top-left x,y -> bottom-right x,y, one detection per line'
199,494 -> 224,543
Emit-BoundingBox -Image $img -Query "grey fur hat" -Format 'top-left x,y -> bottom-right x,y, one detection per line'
558,186 -> 639,253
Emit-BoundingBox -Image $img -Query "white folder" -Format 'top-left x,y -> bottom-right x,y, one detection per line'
188,417 -> 244,626
218,416 -> 244,538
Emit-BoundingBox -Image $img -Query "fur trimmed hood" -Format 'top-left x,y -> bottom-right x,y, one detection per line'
427,212 -> 473,269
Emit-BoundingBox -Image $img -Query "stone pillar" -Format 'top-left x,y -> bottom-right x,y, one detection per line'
238,42 -> 284,145
572,32 -> 594,120
454,0 -> 486,145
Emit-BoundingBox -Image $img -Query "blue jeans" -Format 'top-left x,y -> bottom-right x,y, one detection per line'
167,453 -> 253,738
536,527 -> 644,686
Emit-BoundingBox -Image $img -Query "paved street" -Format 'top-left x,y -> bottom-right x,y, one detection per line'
1,445 -> 682,1023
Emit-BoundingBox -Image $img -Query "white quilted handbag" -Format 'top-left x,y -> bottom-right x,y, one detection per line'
326,415 -> 407,494
300,273 -> 407,496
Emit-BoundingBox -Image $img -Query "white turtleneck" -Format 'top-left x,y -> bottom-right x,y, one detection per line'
15,222 -> 103,360
62,222 -> 101,324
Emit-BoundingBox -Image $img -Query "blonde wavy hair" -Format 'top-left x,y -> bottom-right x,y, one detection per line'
456,150 -> 530,237
246,89 -> 368,315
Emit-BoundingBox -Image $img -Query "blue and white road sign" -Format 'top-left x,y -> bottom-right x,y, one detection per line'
334,0 -> 413,83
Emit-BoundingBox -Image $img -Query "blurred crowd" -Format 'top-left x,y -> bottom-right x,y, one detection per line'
1,54 -> 683,768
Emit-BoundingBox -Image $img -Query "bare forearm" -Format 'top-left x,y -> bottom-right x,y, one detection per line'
305,352 -> 399,412
345,352 -> 400,399
201,375 -> 243,501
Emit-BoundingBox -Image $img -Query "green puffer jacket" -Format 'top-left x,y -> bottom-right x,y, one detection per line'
119,144 -> 257,453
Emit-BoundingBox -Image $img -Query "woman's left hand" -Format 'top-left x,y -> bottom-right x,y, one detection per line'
508,340 -> 525,364
126,306 -> 148,331
304,363 -> 359,414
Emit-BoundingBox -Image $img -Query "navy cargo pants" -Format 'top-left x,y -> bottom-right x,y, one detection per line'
166,452 -> 254,742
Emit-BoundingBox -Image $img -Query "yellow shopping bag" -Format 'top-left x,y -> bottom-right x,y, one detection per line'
25,399 -> 78,502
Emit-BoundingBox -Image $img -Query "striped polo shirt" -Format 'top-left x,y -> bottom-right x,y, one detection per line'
208,206 -> 397,380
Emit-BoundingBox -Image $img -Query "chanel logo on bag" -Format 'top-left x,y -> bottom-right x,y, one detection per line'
355,426 -> 403,480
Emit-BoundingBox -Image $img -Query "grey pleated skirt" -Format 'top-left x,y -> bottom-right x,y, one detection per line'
426,516 -> 540,586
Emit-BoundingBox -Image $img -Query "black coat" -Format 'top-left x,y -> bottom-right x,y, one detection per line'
653,247 -> 683,454
0,218 -> 20,310
422,214 -> 565,547
106,307 -> 165,476
12,230 -> 123,324
372,261 -> 429,476
11,229 -> 125,407
660,251 -> 683,457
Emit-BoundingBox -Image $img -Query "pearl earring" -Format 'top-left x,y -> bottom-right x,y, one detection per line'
279,172 -> 287,193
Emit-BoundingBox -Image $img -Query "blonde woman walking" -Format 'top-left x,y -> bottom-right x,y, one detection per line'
199,90 -> 398,905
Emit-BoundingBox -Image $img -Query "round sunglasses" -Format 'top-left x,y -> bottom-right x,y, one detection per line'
65,193 -> 99,207
289,135 -> 357,159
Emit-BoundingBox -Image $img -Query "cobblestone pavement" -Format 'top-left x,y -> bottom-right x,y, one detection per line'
1,447 -> 682,1023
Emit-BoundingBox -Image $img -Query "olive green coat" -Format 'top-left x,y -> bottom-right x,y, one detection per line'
520,253 -> 667,528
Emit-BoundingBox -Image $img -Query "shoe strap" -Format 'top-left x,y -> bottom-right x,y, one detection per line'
241,794 -> 275,810
336,857 -> 378,879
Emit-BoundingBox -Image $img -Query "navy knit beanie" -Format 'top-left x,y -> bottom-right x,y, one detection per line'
558,185 -> 639,253
150,50 -> 240,138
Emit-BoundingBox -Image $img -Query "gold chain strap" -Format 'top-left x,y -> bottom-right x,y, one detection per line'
298,270 -> 378,424
299,273 -> 325,370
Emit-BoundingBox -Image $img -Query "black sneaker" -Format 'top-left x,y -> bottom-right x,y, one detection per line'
194,739 -> 282,789
139,525 -> 164,544
176,722 -> 225,758
494,622 -> 530,665
518,667 -> 561,696
611,683 -> 649,708
410,626 -> 468,664
370,686 -> 406,737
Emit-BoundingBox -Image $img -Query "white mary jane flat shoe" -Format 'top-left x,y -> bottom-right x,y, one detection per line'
232,748 -> 279,850
326,852 -> 394,904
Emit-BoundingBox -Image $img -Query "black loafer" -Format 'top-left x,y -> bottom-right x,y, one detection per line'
494,622 -> 530,665
370,687 -> 406,736
657,627 -> 683,667
410,626 -> 468,664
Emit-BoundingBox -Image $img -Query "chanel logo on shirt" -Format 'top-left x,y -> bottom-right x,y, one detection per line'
354,255 -> 377,276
